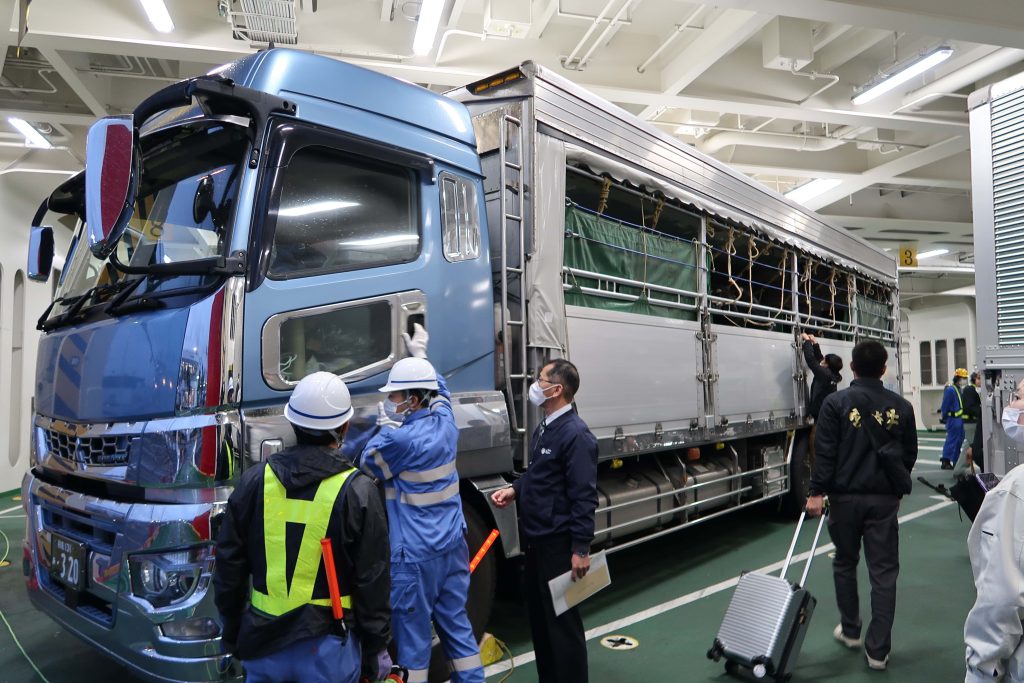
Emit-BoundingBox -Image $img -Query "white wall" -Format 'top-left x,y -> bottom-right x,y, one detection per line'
902,297 -> 977,430
0,171 -> 76,492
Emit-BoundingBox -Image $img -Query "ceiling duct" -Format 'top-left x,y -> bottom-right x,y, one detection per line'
222,0 -> 299,45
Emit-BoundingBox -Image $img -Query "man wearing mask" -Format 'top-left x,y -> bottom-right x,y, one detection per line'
964,378 -> 1024,681
214,372 -> 393,683
358,324 -> 484,683
491,359 -> 599,683
940,368 -> 970,469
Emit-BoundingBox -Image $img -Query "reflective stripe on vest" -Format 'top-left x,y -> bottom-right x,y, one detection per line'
251,465 -> 356,616
947,385 -> 964,418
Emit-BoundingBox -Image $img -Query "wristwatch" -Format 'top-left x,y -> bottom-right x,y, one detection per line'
573,550 -> 589,558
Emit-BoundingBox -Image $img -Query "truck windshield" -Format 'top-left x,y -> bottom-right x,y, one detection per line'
49,122 -> 248,322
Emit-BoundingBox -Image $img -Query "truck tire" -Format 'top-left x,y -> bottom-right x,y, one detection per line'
426,502 -> 498,682
782,430 -> 811,517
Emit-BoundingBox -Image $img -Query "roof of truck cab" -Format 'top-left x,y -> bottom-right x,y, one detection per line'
218,48 -> 477,149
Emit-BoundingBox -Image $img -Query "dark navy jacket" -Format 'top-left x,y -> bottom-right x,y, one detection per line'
513,409 -> 599,555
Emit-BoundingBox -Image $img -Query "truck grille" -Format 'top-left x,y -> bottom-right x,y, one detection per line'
44,429 -> 132,466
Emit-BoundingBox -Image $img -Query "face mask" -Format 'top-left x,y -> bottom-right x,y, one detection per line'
528,381 -> 558,407
383,398 -> 411,423
1003,407 -> 1024,443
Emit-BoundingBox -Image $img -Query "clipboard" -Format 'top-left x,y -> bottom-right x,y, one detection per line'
548,550 -> 611,616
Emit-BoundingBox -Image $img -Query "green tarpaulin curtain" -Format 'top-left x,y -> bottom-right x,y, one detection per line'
856,294 -> 891,336
562,205 -> 698,321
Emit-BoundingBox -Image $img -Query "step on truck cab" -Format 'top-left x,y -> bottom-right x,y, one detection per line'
22,49 -> 515,682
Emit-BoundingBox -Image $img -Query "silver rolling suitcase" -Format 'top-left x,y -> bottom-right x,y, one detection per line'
708,510 -> 826,681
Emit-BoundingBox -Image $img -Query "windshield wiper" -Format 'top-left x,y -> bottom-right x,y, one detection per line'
105,279 -> 223,318
39,278 -> 142,331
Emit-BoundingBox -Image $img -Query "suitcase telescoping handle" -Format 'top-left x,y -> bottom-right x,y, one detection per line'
779,509 -> 828,588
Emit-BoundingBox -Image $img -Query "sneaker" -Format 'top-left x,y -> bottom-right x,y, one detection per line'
941,460 -> 954,470
833,624 -> 862,649
866,653 -> 889,671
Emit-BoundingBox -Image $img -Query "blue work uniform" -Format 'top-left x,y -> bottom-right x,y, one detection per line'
359,375 -> 483,683
940,383 -> 965,465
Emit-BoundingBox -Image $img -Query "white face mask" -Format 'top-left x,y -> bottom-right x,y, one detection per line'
528,381 -> 555,407
1002,406 -> 1024,443
383,397 -> 411,423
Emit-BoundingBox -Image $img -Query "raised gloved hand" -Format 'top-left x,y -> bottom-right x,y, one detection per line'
377,402 -> 402,430
402,322 -> 429,359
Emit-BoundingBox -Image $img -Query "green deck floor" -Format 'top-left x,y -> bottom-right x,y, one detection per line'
0,433 -> 978,682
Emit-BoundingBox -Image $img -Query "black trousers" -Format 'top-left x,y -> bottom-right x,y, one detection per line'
522,534 -> 588,683
827,493 -> 901,660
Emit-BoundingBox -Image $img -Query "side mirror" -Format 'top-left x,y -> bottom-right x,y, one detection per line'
27,225 -> 54,282
85,115 -> 139,259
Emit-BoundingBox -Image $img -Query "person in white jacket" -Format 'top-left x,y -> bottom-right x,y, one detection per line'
964,386 -> 1024,682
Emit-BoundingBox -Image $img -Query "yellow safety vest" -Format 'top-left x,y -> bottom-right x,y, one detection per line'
251,465 -> 356,616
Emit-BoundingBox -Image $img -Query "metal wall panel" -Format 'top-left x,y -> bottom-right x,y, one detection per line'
992,88 -> 1024,346
714,328 -> 797,421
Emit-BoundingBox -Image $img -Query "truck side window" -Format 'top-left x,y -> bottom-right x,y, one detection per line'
268,146 -> 419,278
440,172 -> 480,262
276,300 -> 392,384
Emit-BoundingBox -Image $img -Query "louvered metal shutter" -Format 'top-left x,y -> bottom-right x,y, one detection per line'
992,88 -> 1024,346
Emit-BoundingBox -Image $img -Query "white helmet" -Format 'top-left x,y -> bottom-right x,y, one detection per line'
379,357 -> 439,393
285,372 -> 354,430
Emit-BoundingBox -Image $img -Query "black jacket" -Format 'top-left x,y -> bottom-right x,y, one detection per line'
809,378 -> 918,497
213,445 -> 391,661
513,409 -> 598,555
802,340 -> 841,420
962,384 -> 982,424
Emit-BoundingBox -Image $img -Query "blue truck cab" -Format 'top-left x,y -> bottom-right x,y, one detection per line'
22,49 -> 514,682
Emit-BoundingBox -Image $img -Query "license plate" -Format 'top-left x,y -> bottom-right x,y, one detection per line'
50,533 -> 87,591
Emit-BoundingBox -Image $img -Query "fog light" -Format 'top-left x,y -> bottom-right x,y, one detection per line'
129,545 -> 213,609
161,616 -> 221,641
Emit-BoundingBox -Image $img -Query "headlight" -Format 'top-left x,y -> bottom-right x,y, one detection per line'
129,545 -> 213,609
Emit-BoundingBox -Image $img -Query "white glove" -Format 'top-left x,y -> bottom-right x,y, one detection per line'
377,401 -> 402,430
402,322 -> 429,359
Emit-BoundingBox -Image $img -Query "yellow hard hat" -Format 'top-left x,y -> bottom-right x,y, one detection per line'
954,368 -> 969,378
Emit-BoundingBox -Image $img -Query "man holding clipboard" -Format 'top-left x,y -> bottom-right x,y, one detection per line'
492,359 -> 599,683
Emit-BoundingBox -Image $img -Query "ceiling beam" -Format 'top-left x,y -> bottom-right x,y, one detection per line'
527,0 -> 560,40
731,163 -> 971,190
591,85 -> 967,135
0,107 -> 96,126
820,215 -> 972,235
37,47 -> 108,117
800,135 -> 971,210
698,0 -> 1024,49
638,9 -> 773,119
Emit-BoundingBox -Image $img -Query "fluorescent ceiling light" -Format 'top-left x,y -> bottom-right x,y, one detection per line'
8,117 -> 52,149
139,0 -> 174,33
916,248 -> 950,260
278,200 -> 358,217
784,178 -> 842,205
412,0 -> 445,56
852,47 -> 953,105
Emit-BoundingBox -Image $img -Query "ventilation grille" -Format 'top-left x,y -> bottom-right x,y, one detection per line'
225,0 -> 298,45
992,87 -> 1024,346
43,428 -> 132,466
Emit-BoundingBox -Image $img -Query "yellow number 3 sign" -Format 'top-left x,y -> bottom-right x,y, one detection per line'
899,244 -> 918,267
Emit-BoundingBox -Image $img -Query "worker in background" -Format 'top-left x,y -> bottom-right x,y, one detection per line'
963,382 -> 1024,681
953,372 -> 983,480
940,368 -> 969,469
213,372 -> 393,683
807,340 -> 918,672
800,332 -> 843,419
491,359 -> 599,683
359,324 -> 484,683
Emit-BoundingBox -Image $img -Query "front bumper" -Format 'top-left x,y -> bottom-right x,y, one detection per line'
22,471 -> 241,682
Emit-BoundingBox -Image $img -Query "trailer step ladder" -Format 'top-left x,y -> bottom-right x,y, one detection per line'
499,113 -> 529,466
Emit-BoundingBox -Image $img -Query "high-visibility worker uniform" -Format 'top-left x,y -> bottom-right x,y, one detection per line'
360,375 -> 484,683
214,446 -> 392,683
941,382 -> 965,466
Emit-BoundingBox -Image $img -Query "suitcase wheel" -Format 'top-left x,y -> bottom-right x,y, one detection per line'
724,660 -> 739,676
752,663 -> 768,679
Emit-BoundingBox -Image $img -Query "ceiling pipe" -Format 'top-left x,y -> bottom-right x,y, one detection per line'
562,0 -> 620,69
700,130 -> 848,154
575,0 -> 641,69
900,47 -> 1024,110
636,5 -> 705,74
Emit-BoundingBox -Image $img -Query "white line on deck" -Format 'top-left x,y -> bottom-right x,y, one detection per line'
0,504 -> 23,516
484,499 -> 955,678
